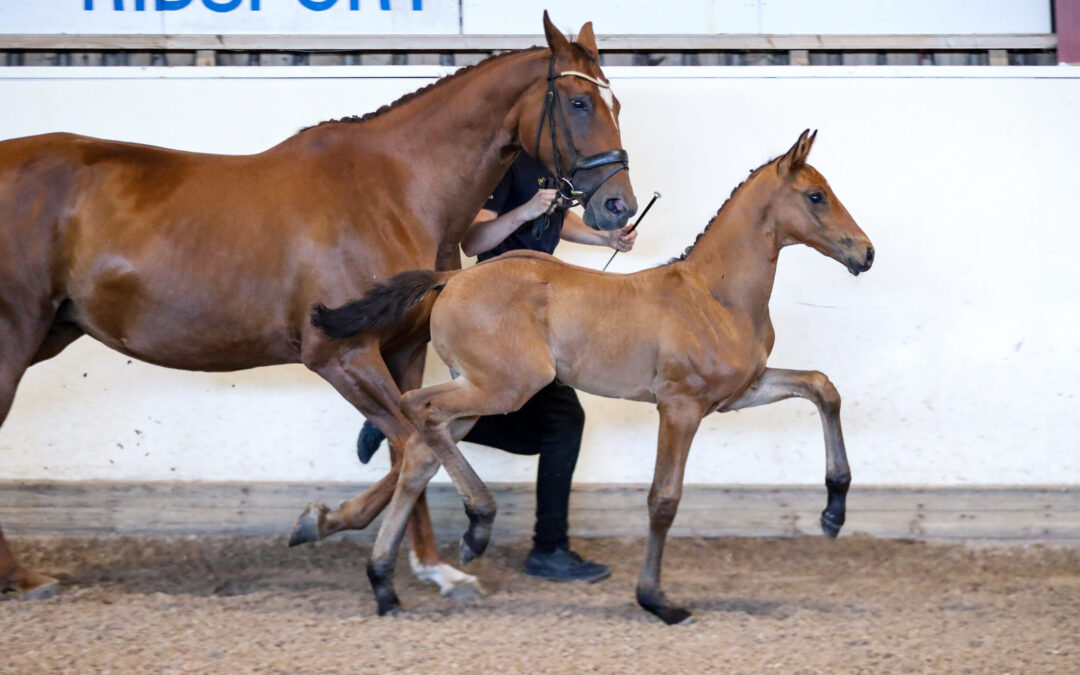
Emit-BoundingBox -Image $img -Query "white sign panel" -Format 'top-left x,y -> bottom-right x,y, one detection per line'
465,0 -> 1052,36
0,0 -> 1054,36
0,0 -> 459,35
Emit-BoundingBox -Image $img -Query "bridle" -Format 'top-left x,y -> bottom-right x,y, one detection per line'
532,53 -> 630,211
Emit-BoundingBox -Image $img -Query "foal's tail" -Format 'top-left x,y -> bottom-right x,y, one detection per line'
311,269 -> 453,340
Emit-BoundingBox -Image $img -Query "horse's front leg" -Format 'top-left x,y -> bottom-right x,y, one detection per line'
637,397 -> 704,625
724,367 -> 851,538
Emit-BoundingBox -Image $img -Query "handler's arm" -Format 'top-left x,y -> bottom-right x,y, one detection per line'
461,189 -> 559,257
559,210 -> 637,252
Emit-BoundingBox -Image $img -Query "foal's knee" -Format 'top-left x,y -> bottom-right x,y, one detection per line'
648,493 -> 681,530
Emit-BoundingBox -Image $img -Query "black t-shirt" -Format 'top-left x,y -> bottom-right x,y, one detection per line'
477,151 -> 565,262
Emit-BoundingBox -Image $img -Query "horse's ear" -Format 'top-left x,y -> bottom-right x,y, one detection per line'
778,129 -> 813,176
576,21 -> 598,58
543,10 -> 571,55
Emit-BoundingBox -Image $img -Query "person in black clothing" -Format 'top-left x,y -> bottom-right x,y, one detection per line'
358,150 -> 636,582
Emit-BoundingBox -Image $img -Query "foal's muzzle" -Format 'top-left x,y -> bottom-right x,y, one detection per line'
846,246 -> 875,276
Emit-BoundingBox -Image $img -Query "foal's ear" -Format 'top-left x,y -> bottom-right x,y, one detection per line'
576,21 -> 598,59
778,128 -> 817,176
543,11 -> 571,55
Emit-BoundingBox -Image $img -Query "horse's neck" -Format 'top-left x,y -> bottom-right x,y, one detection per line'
683,173 -> 781,320
356,50 -> 547,248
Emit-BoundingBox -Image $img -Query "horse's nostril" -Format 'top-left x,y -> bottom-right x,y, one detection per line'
605,198 -> 625,215
865,247 -> 875,265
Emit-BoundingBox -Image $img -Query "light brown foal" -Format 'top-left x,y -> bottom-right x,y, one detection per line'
313,130 -> 874,623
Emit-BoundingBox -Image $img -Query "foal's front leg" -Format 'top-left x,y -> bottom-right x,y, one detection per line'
724,367 -> 852,538
637,397 -> 704,625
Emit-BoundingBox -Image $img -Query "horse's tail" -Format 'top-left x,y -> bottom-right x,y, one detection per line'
311,269 -> 453,340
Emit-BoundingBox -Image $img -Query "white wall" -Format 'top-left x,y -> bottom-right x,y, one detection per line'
1,66 -> 1078,486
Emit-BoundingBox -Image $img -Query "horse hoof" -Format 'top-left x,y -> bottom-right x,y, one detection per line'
23,578 -> 61,601
820,511 -> 844,539
288,501 -> 328,547
442,577 -> 486,600
2,569 -> 60,601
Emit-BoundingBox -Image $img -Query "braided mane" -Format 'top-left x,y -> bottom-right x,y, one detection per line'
668,157 -> 778,263
297,47 -> 546,133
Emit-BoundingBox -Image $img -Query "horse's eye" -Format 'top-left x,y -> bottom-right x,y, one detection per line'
808,191 -> 825,204
570,98 -> 588,111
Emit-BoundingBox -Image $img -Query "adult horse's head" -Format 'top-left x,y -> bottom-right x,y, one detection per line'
517,12 -> 637,231
772,130 -> 875,275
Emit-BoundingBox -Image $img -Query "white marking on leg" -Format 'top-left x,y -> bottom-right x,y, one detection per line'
409,549 -> 483,598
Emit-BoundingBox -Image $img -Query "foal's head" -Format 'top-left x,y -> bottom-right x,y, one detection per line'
769,130 -> 875,275
514,12 -> 637,231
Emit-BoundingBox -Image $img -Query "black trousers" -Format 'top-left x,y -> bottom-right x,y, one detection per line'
462,380 -> 584,552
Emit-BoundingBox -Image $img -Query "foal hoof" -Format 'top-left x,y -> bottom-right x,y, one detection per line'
459,536 -> 482,566
654,606 -> 693,626
288,501 -> 329,547
376,596 -> 402,617
820,510 -> 844,539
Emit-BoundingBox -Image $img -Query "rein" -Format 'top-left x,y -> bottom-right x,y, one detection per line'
532,53 -> 629,212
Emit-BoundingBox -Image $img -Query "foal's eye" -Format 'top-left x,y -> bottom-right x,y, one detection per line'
808,191 -> 825,204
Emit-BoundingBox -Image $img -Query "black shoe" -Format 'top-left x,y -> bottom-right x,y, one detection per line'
524,546 -> 611,583
356,420 -> 386,464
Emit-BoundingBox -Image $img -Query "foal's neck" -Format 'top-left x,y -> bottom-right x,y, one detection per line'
682,168 -> 782,315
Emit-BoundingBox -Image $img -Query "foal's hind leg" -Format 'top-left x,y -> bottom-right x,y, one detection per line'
725,368 -> 852,538
365,374 -> 549,616
403,374 -> 553,565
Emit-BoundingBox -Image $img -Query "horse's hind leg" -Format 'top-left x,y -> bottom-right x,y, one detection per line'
365,374 -> 546,615
365,416 -> 482,614
725,368 -> 851,538
636,398 -> 703,625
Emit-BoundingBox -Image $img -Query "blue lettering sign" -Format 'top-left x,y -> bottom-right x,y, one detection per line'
84,0 -> 418,11
202,0 -> 243,11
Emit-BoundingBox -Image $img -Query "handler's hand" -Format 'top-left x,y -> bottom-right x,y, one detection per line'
608,225 -> 638,252
520,189 -> 559,221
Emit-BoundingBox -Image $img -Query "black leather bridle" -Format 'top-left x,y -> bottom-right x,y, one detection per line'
532,53 -> 630,211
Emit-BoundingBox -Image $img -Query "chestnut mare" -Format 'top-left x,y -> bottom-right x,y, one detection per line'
0,14 -> 636,600
313,131 -> 874,623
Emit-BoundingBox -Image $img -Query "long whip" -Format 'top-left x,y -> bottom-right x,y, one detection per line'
601,190 -> 661,272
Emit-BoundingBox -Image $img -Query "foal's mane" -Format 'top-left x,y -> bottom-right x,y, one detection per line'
297,47 -> 548,133
668,156 -> 779,263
